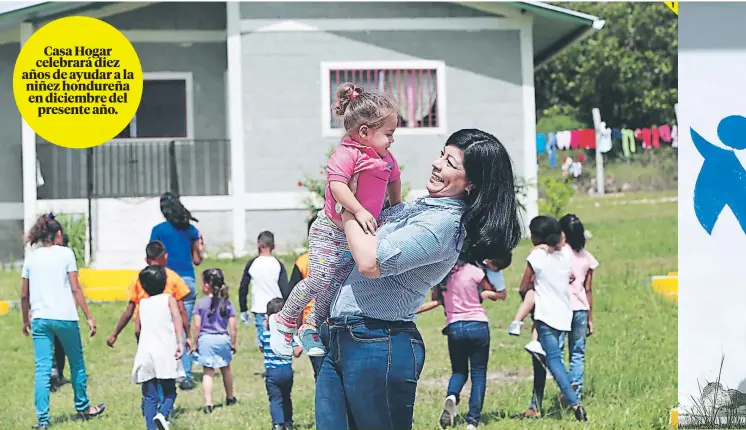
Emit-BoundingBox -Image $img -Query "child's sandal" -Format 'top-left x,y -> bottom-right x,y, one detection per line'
77,404 -> 106,420
226,397 -> 237,406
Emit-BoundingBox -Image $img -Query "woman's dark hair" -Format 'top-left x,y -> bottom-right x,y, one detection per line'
26,213 -> 64,246
446,129 -> 522,265
560,213 -> 586,252
140,265 -> 167,297
203,268 -> 229,318
160,192 -> 198,231
529,216 -> 562,249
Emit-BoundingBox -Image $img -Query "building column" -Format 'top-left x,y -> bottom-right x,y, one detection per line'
20,21 -> 36,253
519,19 -> 538,235
226,2 -> 246,256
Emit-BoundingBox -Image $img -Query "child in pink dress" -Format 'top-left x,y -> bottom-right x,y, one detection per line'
269,82 -> 401,358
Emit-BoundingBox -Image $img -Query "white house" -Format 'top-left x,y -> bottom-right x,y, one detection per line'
0,1 -> 604,268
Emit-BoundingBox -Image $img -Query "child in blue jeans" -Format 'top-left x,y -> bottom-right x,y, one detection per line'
262,298 -> 302,430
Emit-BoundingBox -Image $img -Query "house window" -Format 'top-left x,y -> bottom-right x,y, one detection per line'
323,61 -> 446,135
116,77 -> 189,139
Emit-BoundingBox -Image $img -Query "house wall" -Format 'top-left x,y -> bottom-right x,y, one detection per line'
238,2 -> 525,250
678,1 -> 746,417
0,43 -> 25,260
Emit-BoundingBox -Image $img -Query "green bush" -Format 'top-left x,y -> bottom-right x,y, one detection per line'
538,176 -> 576,219
55,213 -> 86,267
536,108 -> 587,134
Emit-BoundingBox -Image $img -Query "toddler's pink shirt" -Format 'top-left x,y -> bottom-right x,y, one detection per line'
324,138 -> 400,222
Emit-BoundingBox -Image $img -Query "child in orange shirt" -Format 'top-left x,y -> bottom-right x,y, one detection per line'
107,241 -> 191,349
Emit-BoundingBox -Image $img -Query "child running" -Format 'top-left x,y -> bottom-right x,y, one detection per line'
107,241 -> 191,347
131,265 -> 185,430
515,216 -> 587,422
417,254 -> 511,430
269,82 -> 402,357
262,298 -> 303,430
193,268 -> 238,414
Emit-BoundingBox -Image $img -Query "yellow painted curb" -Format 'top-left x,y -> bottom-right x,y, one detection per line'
652,275 -> 678,303
0,301 -> 10,316
79,269 -> 138,302
670,408 -> 678,428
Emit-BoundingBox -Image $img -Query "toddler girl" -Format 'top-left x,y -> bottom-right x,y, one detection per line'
131,265 -> 185,430
515,216 -> 587,421
270,82 -> 402,357
193,268 -> 238,413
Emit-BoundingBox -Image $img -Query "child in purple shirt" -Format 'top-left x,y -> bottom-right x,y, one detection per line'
192,268 -> 238,414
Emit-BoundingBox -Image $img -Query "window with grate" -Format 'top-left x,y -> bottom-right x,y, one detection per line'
327,67 -> 441,130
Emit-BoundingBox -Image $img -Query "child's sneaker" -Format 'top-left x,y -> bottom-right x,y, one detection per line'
507,321 -> 522,336
153,413 -> 169,430
439,395 -> 457,428
226,397 -> 237,406
524,340 -> 546,356
268,314 -> 295,358
297,324 -> 326,357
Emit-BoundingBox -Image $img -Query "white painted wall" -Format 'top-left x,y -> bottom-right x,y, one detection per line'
679,1 -> 746,412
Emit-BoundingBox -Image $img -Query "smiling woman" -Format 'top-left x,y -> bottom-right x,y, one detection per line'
314,128 -> 523,430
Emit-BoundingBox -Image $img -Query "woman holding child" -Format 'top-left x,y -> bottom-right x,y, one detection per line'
314,120 -> 523,429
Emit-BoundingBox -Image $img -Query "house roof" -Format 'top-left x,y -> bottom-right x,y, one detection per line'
464,1 -> 605,68
0,1 -> 603,68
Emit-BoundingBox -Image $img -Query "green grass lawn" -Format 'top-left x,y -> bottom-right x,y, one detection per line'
0,192 -> 677,429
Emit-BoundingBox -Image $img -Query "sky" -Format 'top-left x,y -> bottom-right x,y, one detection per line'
0,1 -> 46,15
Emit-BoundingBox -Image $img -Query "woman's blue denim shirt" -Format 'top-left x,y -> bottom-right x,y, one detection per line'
331,197 -> 466,322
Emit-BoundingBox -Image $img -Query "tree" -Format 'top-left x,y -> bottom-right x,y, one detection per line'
535,2 -> 678,129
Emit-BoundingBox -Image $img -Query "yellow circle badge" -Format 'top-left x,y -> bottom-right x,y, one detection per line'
13,16 -> 143,149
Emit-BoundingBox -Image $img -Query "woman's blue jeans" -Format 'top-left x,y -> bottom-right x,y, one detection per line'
32,319 -> 90,425
444,320 -> 490,425
315,316 -> 425,430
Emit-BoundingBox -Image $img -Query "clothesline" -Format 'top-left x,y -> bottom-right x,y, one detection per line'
536,124 -> 679,168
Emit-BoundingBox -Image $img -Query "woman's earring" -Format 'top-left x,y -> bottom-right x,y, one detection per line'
466,188 -> 471,196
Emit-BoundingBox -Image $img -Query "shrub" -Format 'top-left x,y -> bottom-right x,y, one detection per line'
55,213 -> 86,267
538,177 -> 576,219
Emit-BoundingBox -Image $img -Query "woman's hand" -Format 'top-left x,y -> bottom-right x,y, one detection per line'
87,318 -> 97,337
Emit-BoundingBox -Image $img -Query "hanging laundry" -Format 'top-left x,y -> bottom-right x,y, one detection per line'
611,128 -> 622,141
652,126 -> 660,148
556,130 -> 572,150
577,153 -> 586,163
659,124 -> 672,143
641,128 -> 652,149
672,125 -> 678,148
598,125 -> 613,153
536,133 -> 547,154
621,129 -> 636,157
578,129 -> 596,150
634,128 -> 643,142
570,130 -> 581,150
547,132 -> 558,169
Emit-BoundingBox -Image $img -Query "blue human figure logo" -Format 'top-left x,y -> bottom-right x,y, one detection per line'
691,115 -> 746,235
